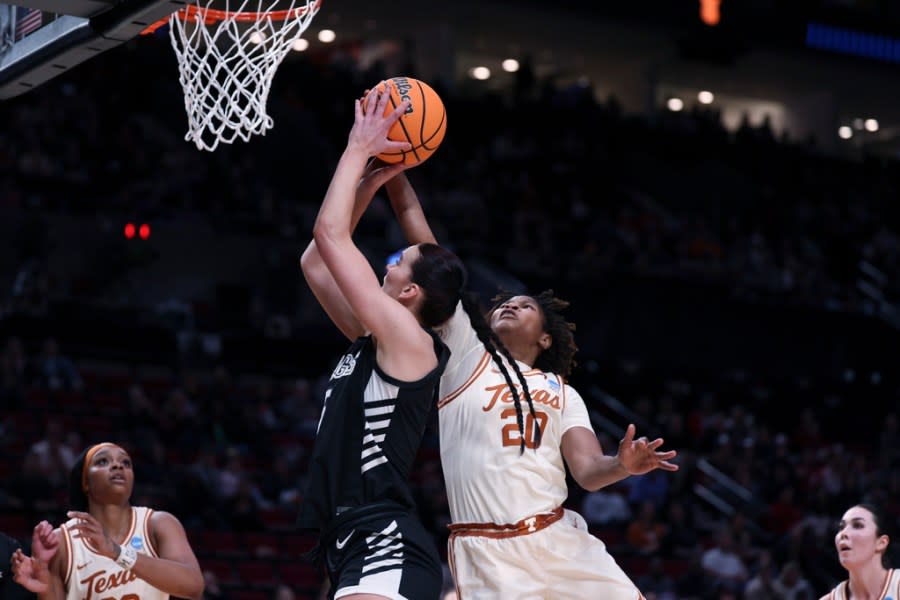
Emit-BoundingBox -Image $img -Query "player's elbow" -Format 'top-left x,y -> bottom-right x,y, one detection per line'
184,572 -> 205,600
300,243 -> 320,275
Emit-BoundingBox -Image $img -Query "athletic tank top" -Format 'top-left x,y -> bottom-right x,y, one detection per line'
298,330 -> 450,532
826,569 -> 900,600
435,302 -> 593,524
62,507 -> 164,600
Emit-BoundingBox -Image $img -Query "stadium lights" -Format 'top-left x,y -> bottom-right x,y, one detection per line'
502,59 -> 520,73
864,118 -> 879,132
318,29 -> 336,43
292,38 -> 309,52
698,90 -> 714,104
838,126 -> 853,140
667,97 -> 684,112
470,66 -> 491,80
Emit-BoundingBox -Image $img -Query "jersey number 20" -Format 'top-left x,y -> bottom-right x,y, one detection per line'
500,408 -> 548,449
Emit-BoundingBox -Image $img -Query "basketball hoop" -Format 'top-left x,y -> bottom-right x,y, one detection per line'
142,0 -> 322,152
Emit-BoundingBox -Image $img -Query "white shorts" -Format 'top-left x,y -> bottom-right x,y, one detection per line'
448,508 -> 644,600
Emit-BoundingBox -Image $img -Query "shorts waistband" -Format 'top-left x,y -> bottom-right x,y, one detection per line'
321,501 -> 408,545
447,507 -> 564,539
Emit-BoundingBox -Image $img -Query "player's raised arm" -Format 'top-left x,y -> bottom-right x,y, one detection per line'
301,157 -> 406,341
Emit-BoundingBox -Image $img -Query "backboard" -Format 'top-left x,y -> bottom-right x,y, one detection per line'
0,0 -> 185,99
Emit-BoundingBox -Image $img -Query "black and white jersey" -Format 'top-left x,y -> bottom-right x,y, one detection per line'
298,329 -> 449,533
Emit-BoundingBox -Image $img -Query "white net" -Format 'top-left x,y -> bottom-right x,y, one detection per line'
169,0 -> 321,151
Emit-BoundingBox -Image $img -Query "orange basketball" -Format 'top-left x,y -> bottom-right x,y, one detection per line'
363,76 -> 447,166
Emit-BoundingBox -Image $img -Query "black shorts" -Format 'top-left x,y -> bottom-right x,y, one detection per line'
324,512 -> 442,600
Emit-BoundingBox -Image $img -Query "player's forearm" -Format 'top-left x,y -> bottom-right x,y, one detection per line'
314,147 -> 369,242
572,454 -> 630,492
386,174 -> 437,245
302,171 -> 380,275
129,556 -> 204,600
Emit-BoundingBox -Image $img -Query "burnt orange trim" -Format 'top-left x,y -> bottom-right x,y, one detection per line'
439,351 -> 490,409
143,508 -> 158,558
62,524 -> 73,586
448,507 -> 564,540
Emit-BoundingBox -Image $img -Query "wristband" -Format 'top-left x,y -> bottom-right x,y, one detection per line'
115,544 -> 138,570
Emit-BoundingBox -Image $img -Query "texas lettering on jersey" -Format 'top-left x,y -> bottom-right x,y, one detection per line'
481,382 -> 561,412
79,569 -> 139,600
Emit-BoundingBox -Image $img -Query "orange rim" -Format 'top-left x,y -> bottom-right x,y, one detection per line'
141,0 -> 322,35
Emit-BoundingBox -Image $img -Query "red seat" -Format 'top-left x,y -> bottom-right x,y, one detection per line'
279,563 -> 320,588
237,561 -> 276,585
200,530 -> 240,555
230,589 -> 268,600
243,532 -> 279,556
259,508 -> 293,530
200,558 -> 236,584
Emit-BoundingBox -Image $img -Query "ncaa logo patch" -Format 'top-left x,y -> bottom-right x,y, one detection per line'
130,536 -> 144,550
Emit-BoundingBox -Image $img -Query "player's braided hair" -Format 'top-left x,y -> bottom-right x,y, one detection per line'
459,292 -> 541,454
490,290 -> 578,379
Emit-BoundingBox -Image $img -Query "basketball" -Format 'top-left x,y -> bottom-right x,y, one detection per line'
363,76 -> 447,166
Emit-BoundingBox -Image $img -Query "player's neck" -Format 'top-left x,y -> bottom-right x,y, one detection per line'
847,563 -> 890,600
90,504 -> 134,541
501,343 -> 537,371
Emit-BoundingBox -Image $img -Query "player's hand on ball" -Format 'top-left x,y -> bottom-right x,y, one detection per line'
349,81 -> 411,158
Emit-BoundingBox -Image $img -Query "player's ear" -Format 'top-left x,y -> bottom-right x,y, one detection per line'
538,332 -> 551,350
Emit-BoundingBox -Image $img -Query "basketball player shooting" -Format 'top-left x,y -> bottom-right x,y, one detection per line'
297,81 -> 467,600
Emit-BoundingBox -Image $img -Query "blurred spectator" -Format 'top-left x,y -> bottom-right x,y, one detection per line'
201,570 -> 230,600
581,489 -> 632,526
26,418 -> 76,486
743,550 -> 780,600
663,501 -> 699,559
272,585 -> 294,600
701,527 -> 749,593
635,557 -> 677,600
626,500 -> 668,555
0,337 -> 29,400
773,561 -> 814,600
34,338 -> 82,391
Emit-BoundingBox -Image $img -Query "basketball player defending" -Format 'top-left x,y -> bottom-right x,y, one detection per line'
298,82 -> 465,599
373,170 -> 679,598
11,443 -> 204,600
821,504 -> 898,600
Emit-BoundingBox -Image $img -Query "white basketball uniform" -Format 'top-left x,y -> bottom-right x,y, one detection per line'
436,304 -> 644,600
824,569 -> 900,600
61,507 -> 166,600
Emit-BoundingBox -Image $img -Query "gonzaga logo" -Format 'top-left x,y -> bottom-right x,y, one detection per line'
331,352 -> 358,380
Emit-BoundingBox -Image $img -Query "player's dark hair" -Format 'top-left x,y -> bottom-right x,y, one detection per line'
458,292 -> 541,454
490,290 -> 578,378
68,446 -> 92,511
411,243 -> 466,328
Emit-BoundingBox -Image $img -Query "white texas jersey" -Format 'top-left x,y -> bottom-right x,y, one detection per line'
436,302 -> 593,525
62,507 -> 166,600
825,569 -> 900,600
